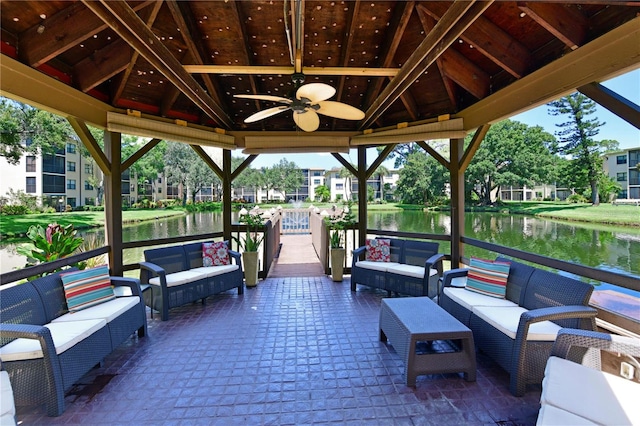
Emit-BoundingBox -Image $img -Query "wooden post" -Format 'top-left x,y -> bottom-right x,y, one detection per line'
223,149 -> 232,243
357,147 -> 368,248
104,131 -> 123,276
450,138 -> 465,268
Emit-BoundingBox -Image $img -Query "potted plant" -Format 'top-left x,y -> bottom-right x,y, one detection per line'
324,202 -> 355,282
234,209 -> 265,287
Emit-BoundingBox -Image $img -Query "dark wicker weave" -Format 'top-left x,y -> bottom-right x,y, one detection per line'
0,270 -> 147,417
139,241 -> 243,321
351,238 -> 444,297
440,258 -> 597,396
551,328 -> 640,368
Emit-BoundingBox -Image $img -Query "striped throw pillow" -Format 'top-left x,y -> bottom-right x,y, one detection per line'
465,257 -> 510,299
61,265 -> 116,312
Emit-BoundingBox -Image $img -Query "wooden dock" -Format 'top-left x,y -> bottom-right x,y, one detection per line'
267,234 -> 325,277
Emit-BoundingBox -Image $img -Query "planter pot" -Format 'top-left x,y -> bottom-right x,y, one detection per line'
330,247 -> 345,282
242,251 -> 260,287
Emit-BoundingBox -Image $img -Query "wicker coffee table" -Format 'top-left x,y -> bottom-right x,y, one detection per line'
379,296 -> 476,386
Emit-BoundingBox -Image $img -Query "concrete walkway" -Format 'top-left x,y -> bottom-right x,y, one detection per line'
268,234 -> 325,277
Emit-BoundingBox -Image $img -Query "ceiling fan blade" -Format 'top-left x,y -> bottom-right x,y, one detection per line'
316,101 -> 365,120
292,110 -> 320,132
296,83 -> 336,103
234,94 -> 291,104
244,106 -> 290,123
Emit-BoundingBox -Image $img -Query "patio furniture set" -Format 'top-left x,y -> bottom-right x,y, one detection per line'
0,267 -> 147,417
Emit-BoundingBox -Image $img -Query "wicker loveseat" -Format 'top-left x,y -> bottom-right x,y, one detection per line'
0,268 -> 147,417
537,328 -> 640,425
139,241 -> 243,321
351,238 -> 444,297
440,257 -> 597,396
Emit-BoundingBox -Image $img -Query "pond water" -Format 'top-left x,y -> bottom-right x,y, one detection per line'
2,210 -> 639,282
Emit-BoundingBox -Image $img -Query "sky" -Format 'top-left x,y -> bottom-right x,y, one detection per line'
246,69 -> 640,170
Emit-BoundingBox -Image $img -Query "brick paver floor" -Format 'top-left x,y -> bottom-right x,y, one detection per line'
15,274 -> 541,425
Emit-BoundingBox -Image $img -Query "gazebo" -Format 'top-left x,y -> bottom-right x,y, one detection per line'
1,1 -> 638,286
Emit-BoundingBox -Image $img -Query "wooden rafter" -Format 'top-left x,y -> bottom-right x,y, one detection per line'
360,1 -> 492,130
121,138 -> 162,172
518,2 -> 588,50
67,117 -> 111,174
578,82 -> 640,129
74,42 -> 132,93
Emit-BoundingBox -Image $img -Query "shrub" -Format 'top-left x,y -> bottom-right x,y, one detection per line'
0,204 -> 30,215
567,193 -> 588,204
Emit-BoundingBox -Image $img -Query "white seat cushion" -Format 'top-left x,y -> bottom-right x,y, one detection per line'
0,371 -> 16,426
191,264 -> 239,277
52,296 -> 140,323
385,264 -> 438,280
148,270 -> 207,287
472,306 -> 561,340
540,356 -> 640,425
354,260 -> 399,273
0,319 -> 106,362
450,276 -> 468,288
444,287 -> 518,311
536,403 -> 597,425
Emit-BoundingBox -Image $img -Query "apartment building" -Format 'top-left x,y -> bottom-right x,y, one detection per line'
603,148 -> 640,200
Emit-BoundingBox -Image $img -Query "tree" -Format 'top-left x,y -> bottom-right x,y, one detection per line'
548,93 -> 616,205
164,143 -> 193,206
396,151 -> 449,205
186,156 -> 218,204
314,185 -> 330,202
263,158 -> 304,201
0,98 -> 75,164
376,142 -> 420,168
337,165 -> 355,201
372,165 -> 389,201
465,120 -> 555,205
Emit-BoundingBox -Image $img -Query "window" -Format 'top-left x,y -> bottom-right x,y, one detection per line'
26,177 -> 36,193
26,156 -> 36,172
617,172 -> 627,182
158,188 -> 162,193
42,154 -> 65,174
67,161 -> 76,172
130,184 -> 135,192
158,177 -> 162,183
336,183 -> 344,190
85,197 -> 95,206
85,181 -> 94,190
66,143 -> 76,154
630,150 -> 640,168
85,164 -> 93,174
630,169 -> 640,186
121,182 -> 129,194
42,174 -> 65,193
67,179 -> 76,189
616,155 -> 627,165
67,197 -> 76,208
313,179 -> 321,185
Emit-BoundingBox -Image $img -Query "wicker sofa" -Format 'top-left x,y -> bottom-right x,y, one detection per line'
0,269 -> 147,417
351,238 -> 444,297
139,241 -> 243,321
440,257 -> 597,396
537,328 -> 640,425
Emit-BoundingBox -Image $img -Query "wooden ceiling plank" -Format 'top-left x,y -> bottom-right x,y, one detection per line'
361,1 -> 492,130
19,1 -> 152,68
336,0 -> 361,102
457,17 -> 640,130
84,0 -> 232,128
518,2 -> 588,50
362,2 -> 415,110
112,1 -> 163,105
439,49 -> 490,99
74,41 -> 132,92
418,3 -> 530,78
578,82 -> 640,129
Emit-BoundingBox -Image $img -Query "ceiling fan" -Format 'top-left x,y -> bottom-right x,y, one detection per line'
234,73 -> 365,132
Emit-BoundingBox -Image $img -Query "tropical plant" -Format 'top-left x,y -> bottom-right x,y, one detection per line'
235,211 -> 265,252
324,201 -> 356,249
16,223 -> 85,279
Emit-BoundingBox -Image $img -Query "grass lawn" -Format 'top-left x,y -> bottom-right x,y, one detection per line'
0,209 -> 185,239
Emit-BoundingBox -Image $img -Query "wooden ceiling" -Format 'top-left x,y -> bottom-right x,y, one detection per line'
1,1 -> 639,148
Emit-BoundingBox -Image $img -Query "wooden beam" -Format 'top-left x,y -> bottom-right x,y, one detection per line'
191,145 -> 222,178
1,54 -> 113,128
416,140 -> 450,169
438,46 -> 490,100
84,0 -> 233,128
67,117 -> 111,174
449,138 -> 465,268
184,65 -> 400,77
360,1 -> 492,130
518,2 -> 588,50
74,41 -> 133,92
366,144 -> 397,180
419,3 -> 530,78
331,154 -> 357,177
231,155 -> 258,181
104,131 -> 123,275
460,124 -> 491,172
457,17 -> 640,130
112,1 -> 163,105
18,1 -> 152,67
578,82 -> 640,129
121,138 -> 161,172
357,147 -> 368,247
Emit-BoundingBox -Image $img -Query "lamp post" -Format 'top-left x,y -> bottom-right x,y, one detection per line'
58,197 -> 64,213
